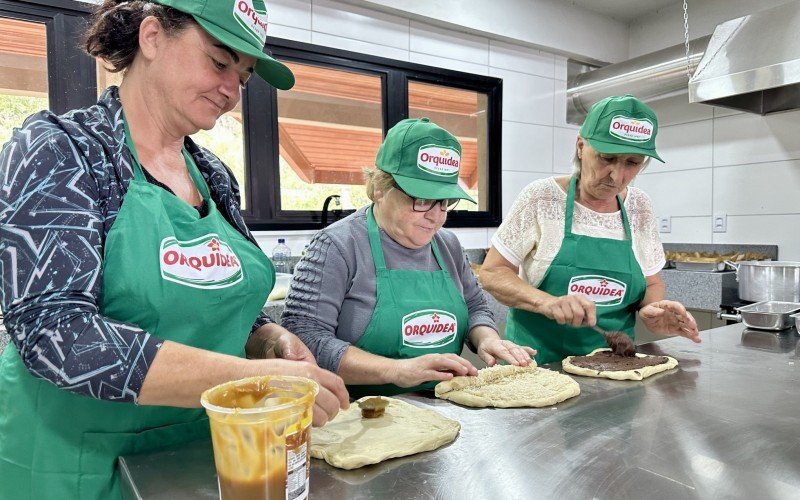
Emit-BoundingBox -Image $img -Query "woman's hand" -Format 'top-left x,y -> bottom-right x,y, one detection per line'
639,300 -> 701,343
274,360 -> 350,427
388,354 -> 478,388
476,338 -> 537,367
540,294 -> 597,327
272,330 -> 317,365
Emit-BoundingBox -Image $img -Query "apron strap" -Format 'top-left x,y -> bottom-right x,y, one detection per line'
566,176 -> 633,240
366,204 -> 449,272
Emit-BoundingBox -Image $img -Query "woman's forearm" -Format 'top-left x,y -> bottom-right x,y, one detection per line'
336,346 -> 396,385
480,265 -> 553,313
640,273 -> 666,309
137,340 -> 308,407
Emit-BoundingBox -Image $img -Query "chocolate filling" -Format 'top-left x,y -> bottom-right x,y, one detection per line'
570,351 -> 669,372
604,331 -> 636,357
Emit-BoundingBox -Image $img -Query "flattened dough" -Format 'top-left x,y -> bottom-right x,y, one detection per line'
562,348 -> 678,381
434,364 -> 580,408
310,397 -> 459,470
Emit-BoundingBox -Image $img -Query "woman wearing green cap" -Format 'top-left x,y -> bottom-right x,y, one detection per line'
481,95 -> 700,365
282,118 -> 536,398
0,1 -> 348,497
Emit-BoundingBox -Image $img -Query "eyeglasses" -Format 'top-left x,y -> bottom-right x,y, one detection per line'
393,186 -> 460,212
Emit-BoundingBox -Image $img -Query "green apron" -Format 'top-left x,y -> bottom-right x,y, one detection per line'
0,120 -> 274,499
505,176 -> 646,365
349,206 -> 470,398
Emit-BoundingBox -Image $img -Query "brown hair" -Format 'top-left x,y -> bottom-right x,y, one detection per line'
363,168 -> 396,202
84,0 -> 194,73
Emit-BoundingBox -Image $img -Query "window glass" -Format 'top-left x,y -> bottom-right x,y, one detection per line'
96,63 -> 247,208
408,81 -> 488,211
0,18 -> 48,143
276,61 -> 382,211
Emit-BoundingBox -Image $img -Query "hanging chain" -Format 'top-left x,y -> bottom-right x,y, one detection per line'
683,0 -> 692,80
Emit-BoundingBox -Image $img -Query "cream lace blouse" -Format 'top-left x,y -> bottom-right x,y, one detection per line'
491,177 -> 666,287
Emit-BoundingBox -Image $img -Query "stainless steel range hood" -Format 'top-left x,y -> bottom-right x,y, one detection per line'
567,1 -> 800,123
689,0 -> 800,114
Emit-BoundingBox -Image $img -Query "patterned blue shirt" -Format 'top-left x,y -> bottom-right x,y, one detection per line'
0,87 -> 271,403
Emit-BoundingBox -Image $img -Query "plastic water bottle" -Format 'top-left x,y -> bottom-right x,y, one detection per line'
272,238 -> 291,274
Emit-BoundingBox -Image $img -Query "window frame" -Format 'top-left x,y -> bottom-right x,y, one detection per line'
244,38 -> 503,231
0,0 -> 97,114
2,0 -> 504,230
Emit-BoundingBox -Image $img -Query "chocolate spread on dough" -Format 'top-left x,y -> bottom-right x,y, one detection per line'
604,331 -> 636,357
570,351 -> 669,371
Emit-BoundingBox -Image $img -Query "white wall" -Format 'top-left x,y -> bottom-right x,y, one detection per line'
628,0 -> 800,261
258,0 -> 587,254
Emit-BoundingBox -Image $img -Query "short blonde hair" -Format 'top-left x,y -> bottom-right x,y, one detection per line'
363,168 -> 395,202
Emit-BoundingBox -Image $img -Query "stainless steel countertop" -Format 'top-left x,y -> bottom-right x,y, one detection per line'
120,323 -> 800,499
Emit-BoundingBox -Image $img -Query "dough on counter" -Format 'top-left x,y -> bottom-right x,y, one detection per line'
434,364 -> 580,408
562,348 -> 678,381
310,397 -> 459,470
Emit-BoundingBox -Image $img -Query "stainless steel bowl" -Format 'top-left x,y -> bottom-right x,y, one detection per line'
736,301 -> 800,330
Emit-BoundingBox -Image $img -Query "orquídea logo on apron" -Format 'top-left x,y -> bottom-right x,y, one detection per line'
567,275 -> 627,306
402,309 -> 458,348
160,234 -> 244,289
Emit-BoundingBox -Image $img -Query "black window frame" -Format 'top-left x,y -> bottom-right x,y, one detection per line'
0,0 -> 97,114
244,38 -> 503,231
2,1 -> 503,230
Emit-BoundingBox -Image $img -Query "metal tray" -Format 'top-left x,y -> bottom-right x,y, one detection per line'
736,301 -> 800,330
791,312 -> 800,331
673,261 -> 728,272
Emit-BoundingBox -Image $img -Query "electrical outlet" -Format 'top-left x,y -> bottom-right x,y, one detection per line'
658,216 -> 671,233
713,213 -> 727,233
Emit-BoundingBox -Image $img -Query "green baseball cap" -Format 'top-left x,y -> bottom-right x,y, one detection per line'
153,0 -> 294,89
579,94 -> 663,162
376,118 -> 475,203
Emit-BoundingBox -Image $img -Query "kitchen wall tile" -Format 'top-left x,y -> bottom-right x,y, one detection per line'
409,52 -> 489,76
634,169 -> 712,217
713,106 -> 744,119
502,122 -> 553,173
713,214 -> 800,261
501,171 -> 552,216
487,227 -> 498,242
310,32 -> 410,61
267,0 -> 311,29
656,216 -> 712,244
312,0 -> 409,50
489,68 -> 554,125
554,55 -> 568,81
649,120 -> 713,173
449,228 -> 489,250
713,160 -> 800,216
713,110 -> 800,166
268,24 -> 312,43
410,21 -> 488,65
552,126 -> 578,173
648,95 -> 713,126
489,40 -> 554,78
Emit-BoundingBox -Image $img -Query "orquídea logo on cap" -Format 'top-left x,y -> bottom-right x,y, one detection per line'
160,234 -> 243,289
402,309 -> 458,348
567,275 -> 627,306
417,145 -> 461,177
609,115 -> 653,143
233,0 -> 268,45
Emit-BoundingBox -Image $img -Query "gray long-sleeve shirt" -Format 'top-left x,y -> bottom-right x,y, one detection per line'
281,207 -> 496,373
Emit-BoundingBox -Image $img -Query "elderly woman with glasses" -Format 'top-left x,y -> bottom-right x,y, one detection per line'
282,118 -> 535,398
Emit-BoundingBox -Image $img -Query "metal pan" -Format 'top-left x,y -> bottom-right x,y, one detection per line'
736,301 -> 800,330
673,261 -> 728,272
